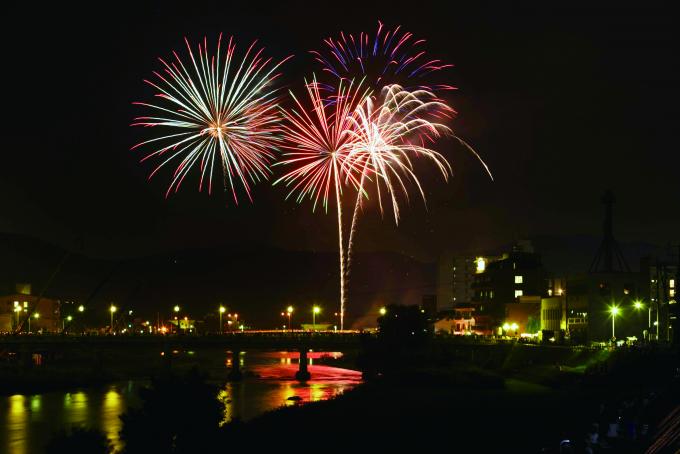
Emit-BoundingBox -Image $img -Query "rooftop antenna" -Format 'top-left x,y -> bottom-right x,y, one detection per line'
589,190 -> 630,273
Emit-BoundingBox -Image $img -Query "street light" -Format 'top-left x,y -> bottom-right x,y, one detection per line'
110,304 -> 117,333
78,305 -> 85,312
312,305 -> 321,331
609,305 -> 620,340
219,306 -> 226,334
29,312 -> 39,333
379,307 -> 387,316
174,305 -> 180,334
183,316 -> 188,335
287,306 -> 294,332
633,300 -> 650,340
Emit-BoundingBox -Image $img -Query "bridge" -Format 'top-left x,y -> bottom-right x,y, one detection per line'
0,332 -> 365,383
0,331 -> 364,351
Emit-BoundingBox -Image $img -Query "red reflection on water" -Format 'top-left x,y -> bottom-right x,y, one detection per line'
256,351 -> 344,360
251,364 -> 362,385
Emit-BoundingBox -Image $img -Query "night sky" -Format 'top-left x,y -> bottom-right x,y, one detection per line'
3,1 -> 677,261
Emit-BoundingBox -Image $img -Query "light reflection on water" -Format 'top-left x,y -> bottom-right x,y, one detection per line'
0,351 -> 360,453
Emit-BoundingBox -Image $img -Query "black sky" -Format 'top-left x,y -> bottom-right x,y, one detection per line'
2,1 -> 678,261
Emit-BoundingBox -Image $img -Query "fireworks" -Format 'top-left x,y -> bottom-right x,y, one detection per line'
275,77 -> 371,330
346,84 -> 454,224
311,21 -> 454,92
132,35 -> 291,203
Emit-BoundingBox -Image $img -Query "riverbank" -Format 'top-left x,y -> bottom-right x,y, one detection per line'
223,346 -> 680,452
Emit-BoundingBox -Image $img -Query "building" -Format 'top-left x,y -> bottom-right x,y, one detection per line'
437,254 -> 492,310
434,305 -> 493,336
641,257 -> 678,343
472,240 -> 549,328
0,284 -> 61,333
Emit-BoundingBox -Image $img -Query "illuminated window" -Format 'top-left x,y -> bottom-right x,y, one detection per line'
670,279 -> 675,289
548,289 -> 553,296
475,257 -> 486,273
514,290 -> 523,298
671,289 -> 676,298
514,275 -> 523,284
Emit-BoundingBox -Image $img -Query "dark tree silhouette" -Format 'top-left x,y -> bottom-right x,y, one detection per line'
45,426 -> 111,454
119,368 -> 224,453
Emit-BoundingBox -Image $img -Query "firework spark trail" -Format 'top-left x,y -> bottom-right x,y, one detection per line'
132,34 -> 292,203
274,77 -> 371,330
344,85 -> 452,279
311,21 -> 455,92
344,85 -> 493,283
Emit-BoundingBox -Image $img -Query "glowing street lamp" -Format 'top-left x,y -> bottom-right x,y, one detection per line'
379,307 -> 387,316
633,299 -> 651,339
609,305 -> 620,340
173,305 -> 180,334
286,306 -> 294,332
109,304 -> 117,333
29,312 -> 39,333
312,306 -> 321,331
219,306 -> 226,334
78,305 -> 85,312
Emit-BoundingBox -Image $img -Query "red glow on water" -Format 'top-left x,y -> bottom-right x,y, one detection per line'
251,364 -> 362,385
257,351 -> 343,360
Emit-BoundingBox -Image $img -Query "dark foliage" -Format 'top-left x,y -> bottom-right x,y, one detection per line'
45,426 -> 111,454
119,368 -> 223,454
377,304 -> 431,344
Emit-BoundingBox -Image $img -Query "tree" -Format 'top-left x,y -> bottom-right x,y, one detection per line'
120,368 -> 224,453
45,427 -> 111,454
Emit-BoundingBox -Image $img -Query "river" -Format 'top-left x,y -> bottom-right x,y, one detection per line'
0,351 -> 361,453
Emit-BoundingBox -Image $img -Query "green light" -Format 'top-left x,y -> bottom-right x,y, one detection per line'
610,305 -> 620,316
633,301 -> 643,310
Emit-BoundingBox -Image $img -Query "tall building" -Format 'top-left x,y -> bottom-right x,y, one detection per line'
641,257 -> 678,343
437,254 -> 488,309
472,241 -> 548,324
453,256 -> 484,304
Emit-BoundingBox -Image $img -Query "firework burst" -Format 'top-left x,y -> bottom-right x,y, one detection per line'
347,84 -> 454,224
274,77 -> 371,330
344,85 -> 493,287
311,21 -> 454,92
132,34 -> 292,203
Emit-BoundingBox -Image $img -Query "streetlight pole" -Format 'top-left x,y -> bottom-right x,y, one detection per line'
610,305 -> 619,341
287,306 -> 293,332
312,306 -> 320,331
173,305 -> 180,334
109,304 -> 117,334
219,306 -> 226,334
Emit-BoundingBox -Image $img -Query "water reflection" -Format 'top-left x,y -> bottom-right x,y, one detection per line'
1,351 -> 360,454
102,389 -> 123,447
7,395 -> 28,454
